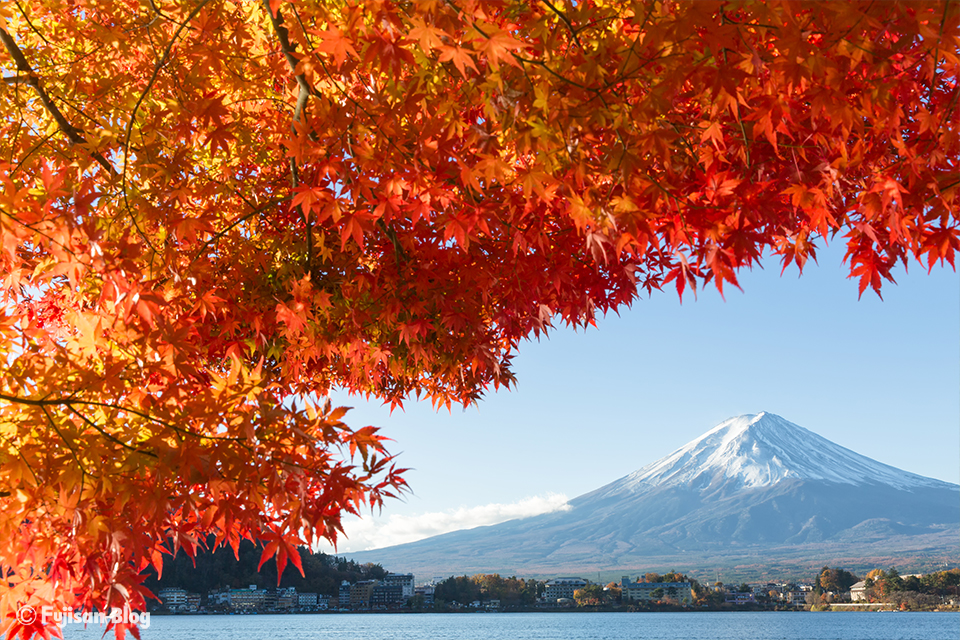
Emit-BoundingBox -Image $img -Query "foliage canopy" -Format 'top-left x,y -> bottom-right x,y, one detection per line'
0,0 -> 957,637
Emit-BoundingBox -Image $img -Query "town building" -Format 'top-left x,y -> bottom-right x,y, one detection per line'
184,592 -> 201,612
207,589 -> 231,608
544,577 -> 589,602
338,580 -> 351,609
619,577 -> 693,605
298,592 -> 319,608
785,588 -> 809,606
262,588 -> 278,610
158,587 -> 188,611
276,587 -> 298,610
349,580 -> 377,609
725,591 -> 756,605
229,586 -> 266,610
414,584 -> 435,606
382,573 -> 416,599
753,583 -> 778,598
371,583 -> 404,609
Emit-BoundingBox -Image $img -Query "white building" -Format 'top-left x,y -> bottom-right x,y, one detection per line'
849,581 -> 868,602
786,588 -> 808,606
544,577 -> 589,602
158,587 -> 188,611
228,586 -> 266,610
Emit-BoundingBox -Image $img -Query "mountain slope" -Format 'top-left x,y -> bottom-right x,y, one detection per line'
349,413 -> 959,576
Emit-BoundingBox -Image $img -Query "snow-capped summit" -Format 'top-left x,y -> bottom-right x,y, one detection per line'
607,412 -> 946,494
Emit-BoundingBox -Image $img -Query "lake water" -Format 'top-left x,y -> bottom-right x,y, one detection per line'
55,611 -> 959,640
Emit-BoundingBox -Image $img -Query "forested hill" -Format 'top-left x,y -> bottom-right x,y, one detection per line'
144,537 -> 388,596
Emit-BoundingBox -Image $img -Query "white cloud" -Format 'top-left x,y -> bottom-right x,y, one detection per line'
317,493 -> 570,554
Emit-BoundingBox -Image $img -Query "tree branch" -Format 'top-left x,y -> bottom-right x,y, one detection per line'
538,0 -> 585,50
66,405 -> 158,458
189,195 -> 288,268
261,0 -> 317,280
0,27 -> 116,175
43,405 -> 96,484
0,392 -> 252,448
261,0 -> 313,123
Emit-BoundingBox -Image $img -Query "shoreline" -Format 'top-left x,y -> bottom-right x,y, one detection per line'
149,606 -> 960,616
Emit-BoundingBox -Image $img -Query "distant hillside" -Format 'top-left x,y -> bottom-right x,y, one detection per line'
146,537 -> 388,596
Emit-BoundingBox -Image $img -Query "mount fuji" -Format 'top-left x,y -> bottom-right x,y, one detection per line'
349,412 -> 959,576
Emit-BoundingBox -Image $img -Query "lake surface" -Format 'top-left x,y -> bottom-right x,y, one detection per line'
53,611 -> 960,640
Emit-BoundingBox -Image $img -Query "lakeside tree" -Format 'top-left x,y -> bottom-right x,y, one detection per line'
433,575 -> 481,606
573,584 -> 605,606
604,581 -> 622,604
1,1 -> 957,637
817,567 -> 860,594
433,574 -> 539,608
847,567 -> 959,608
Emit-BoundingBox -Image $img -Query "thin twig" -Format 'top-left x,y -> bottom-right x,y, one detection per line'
43,406 -> 95,485
538,0 -> 585,50
66,405 -> 158,458
120,0 -> 215,253
188,196 -> 288,268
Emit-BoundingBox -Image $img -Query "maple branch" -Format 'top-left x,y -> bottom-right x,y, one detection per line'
0,204 -> 94,268
3,74 -> 33,85
443,0 -> 590,91
145,0 -> 176,24
262,0 -> 313,123
9,131 -> 58,177
928,5 -> 952,105
11,447 -> 40,489
377,218 -> 408,265
288,4 -> 426,196
65,405 -> 159,458
189,195 -> 288,268
0,27 -> 116,175
611,4 -> 654,94
261,1 -> 322,279
0,392 -> 252,448
42,406 -> 95,483
56,93 -> 113,133
14,0 -> 54,48
121,0 -> 214,253
538,0 -> 585,50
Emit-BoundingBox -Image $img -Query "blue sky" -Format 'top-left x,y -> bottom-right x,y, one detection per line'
322,242 -> 959,554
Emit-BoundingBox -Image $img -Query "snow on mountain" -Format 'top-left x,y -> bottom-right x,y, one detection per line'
601,412 -> 947,495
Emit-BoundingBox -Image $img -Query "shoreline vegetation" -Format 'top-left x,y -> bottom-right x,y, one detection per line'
148,542 -> 960,616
